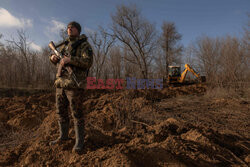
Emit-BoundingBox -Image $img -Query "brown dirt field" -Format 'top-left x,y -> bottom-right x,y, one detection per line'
0,84 -> 249,167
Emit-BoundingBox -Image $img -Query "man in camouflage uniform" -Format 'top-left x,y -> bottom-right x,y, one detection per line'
49,21 -> 93,153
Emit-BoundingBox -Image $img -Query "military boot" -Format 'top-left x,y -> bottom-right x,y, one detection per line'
72,120 -> 84,153
50,121 -> 69,145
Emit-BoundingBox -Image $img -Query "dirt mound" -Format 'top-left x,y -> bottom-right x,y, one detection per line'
0,85 -> 249,166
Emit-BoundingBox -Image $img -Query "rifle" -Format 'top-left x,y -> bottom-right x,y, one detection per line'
48,41 -> 80,87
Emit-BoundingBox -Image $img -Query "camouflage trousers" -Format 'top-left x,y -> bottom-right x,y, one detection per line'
56,88 -> 85,124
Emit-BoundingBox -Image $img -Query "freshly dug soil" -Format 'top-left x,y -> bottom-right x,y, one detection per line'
0,84 -> 249,167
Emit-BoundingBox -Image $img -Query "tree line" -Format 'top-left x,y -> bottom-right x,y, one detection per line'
0,4 -> 249,88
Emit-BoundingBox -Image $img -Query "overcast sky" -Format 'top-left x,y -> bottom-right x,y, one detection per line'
0,0 -> 249,51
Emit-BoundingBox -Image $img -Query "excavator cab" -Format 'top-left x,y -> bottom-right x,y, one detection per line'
168,66 -> 181,83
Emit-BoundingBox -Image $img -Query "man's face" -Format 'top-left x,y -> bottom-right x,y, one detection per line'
67,25 -> 79,37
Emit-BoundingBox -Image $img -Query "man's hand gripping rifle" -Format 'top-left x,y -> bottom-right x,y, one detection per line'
48,41 -> 80,87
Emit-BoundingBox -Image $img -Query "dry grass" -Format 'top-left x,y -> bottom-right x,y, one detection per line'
204,83 -> 250,103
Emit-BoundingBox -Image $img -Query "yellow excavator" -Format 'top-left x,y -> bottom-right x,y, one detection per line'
168,64 -> 206,84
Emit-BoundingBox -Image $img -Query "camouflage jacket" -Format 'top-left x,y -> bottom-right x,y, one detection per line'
50,34 -> 93,89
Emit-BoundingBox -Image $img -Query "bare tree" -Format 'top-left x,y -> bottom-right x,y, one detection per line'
110,4 -> 157,79
189,35 -> 248,87
109,46 -> 122,78
36,47 -> 56,87
0,30 -> 64,88
242,14 -> 250,45
192,36 -> 221,84
159,21 -> 183,80
151,45 -> 165,79
6,30 -> 31,85
88,27 -> 115,79
218,36 -> 249,86
242,15 -> 250,81
0,40 -> 25,87
184,44 -> 196,67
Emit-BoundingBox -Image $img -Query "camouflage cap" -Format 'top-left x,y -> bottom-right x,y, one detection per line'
67,21 -> 81,34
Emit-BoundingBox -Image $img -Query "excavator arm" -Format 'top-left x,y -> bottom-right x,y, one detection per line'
179,64 -> 201,83
179,68 -> 188,83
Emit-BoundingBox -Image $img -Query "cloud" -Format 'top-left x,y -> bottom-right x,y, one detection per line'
50,19 -> 66,33
0,8 -> 32,28
45,19 -> 66,37
29,42 -> 42,52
